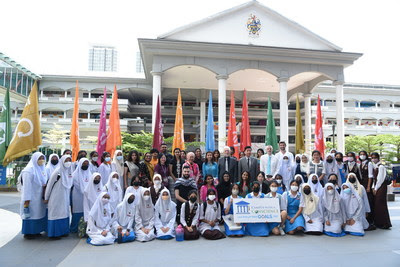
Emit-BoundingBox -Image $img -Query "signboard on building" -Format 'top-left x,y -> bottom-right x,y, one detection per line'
233,198 -> 280,223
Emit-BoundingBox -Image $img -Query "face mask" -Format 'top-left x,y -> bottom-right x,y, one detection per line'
283,159 -> 288,163
112,177 -> 119,184
94,179 -> 100,185
296,159 -> 301,163
360,155 -> 367,160
128,197 -> 134,204
343,188 -> 351,195
336,158 -> 343,162
253,187 -> 260,193
312,179 -> 318,184
291,186 -> 298,192
303,188 -> 311,195
92,157 -> 98,162
63,161 -> 72,168
105,157 -> 111,162
349,177 -> 356,183
347,157 -> 354,162
208,195 -> 216,201
276,179 -> 282,184
133,181 -> 140,187
51,159 -> 59,165
232,189 -> 239,195
143,195 -> 150,201
116,156 -> 123,161
327,159 -> 333,163
162,195 -> 169,201
102,198 -> 109,205
372,158 -> 379,163
270,187 -> 278,193
189,196 -> 197,203
81,165 -> 89,171
328,179 -> 337,185
37,159 -> 45,166
154,180 -> 161,186
327,189 -> 334,195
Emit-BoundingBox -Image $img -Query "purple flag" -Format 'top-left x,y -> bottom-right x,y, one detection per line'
96,87 -> 108,164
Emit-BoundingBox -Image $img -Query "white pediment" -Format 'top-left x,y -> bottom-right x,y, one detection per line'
158,1 -> 341,52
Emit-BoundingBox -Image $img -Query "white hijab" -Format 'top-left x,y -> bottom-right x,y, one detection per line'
153,174 -> 162,191
322,182 -> 340,213
103,171 -> 123,208
55,155 -> 74,189
116,193 -> 136,228
324,153 -> 339,176
346,173 -> 363,197
46,153 -> 59,175
18,152 -> 47,189
72,158 -> 92,194
137,188 -> 154,222
300,154 -> 310,174
89,192 -> 113,229
340,182 -> 362,217
294,174 -> 304,185
308,173 -> 323,197
84,172 -> 103,206
154,188 -> 176,223
300,183 -> 319,215
112,149 -> 124,177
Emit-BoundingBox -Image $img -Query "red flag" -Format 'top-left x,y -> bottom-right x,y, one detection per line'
152,96 -> 163,150
240,89 -> 251,151
315,95 -> 325,158
227,91 -> 239,159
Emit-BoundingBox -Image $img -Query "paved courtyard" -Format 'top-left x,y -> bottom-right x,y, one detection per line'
1,192 -> 400,267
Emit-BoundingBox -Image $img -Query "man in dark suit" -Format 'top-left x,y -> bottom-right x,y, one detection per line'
238,146 -> 259,183
218,146 -> 238,183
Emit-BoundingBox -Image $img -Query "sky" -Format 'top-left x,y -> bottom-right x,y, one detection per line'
1,0 -> 399,85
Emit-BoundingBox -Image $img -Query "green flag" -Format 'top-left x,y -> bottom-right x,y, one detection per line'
265,98 -> 278,153
0,88 -> 12,163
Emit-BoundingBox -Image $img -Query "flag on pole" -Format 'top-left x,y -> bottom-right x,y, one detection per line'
172,88 -> 185,151
70,81 -> 80,162
315,95 -> 325,158
205,91 -> 215,152
265,97 -> 278,153
3,81 -> 41,166
295,94 -> 305,154
0,87 -> 12,163
240,89 -> 251,151
152,96 -> 163,150
96,87 -> 108,164
227,91 -> 239,158
106,85 -> 122,158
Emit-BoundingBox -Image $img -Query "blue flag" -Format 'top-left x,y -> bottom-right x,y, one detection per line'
205,91 -> 215,152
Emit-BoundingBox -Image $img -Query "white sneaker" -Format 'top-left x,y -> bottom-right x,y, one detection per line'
279,226 -> 285,236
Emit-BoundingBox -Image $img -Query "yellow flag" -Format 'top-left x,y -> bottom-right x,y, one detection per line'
172,88 -> 185,151
3,81 -> 42,166
295,94 -> 305,154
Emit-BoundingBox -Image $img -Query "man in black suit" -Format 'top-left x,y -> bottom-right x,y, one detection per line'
238,146 -> 259,183
218,146 -> 238,183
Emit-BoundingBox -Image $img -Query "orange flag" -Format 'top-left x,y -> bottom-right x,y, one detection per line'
227,91 -> 239,159
172,88 -> 185,151
106,85 -> 122,158
70,81 -> 80,161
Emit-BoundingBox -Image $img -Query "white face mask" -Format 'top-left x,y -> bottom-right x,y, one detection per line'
92,157 -> 98,162
154,180 -> 161,185
270,187 -> 278,193
102,198 -> 109,205
347,157 -> 354,162
360,155 -> 366,160
63,161 -> 72,168
105,157 -> 111,162
143,195 -> 150,201
112,177 -> 119,184
116,156 -> 123,161
232,189 -> 239,196
290,186 -> 299,192
327,189 -> 334,195
208,195 -> 216,201
276,179 -> 282,184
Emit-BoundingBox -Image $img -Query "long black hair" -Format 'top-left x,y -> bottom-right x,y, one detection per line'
127,150 -> 140,164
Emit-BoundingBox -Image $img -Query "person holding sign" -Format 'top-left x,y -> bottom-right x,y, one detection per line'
282,180 -> 305,235
199,189 -> 226,240
244,182 -> 270,236
223,184 -> 245,237
266,180 -> 287,236
300,183 -> 324,235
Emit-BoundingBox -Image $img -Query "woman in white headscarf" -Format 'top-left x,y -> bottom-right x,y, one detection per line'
19,152 -> 48,239
300,154 -> 310,180
322,182 -> 346,237
135,188 -> 156,242
340,182 -> 365,236
45,153 -> 59,180
103,172 -> 123,211
45,155 -> 74,238
308,173 -> 324,198
83,173 -> 103,221
111,150 -> 125,189
70,158 -> 92,233
154,188 -> 176,240
277,155 -> 295,190
324,153 -> 339,184
113,193 -> 136,243
346,173 -> 370,230
86,192 -> 116,245
300,183 -> 323,235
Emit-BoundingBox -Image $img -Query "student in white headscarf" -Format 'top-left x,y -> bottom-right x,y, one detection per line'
113,193 -> 136,243
103,172 -> 123,211
300,183 -> 323,235
83,173 -> 103,221
199,188 -> 225,240
346,173 -> 370,230
322,183 -> 346,237
308,173 -> 324,198
324,153 -> 339,184
19,152 -> 48,239
125,176 -> 143,206
111,150 -> 125,189
340,182 -> 365,236
70,158 -> 92,233
277,155 -> 295,190
45,155 -> 74,239
86,192 -> 116,245
46,153 -> 59,180
154,188 -> 176,240
300,154 -> 310,180
98,152 -> 113,185
135,188 -> 156,242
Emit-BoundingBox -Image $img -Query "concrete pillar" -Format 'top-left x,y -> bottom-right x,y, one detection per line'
39,111 -> 42,118
40,89 -> 44,99
375,102 -> 378,108
14,109 -> 18,119
88,91 -> 91,99
64,90 -> 68,98
151,71 -> 163,133
303,93 -> 312,154
277,77 -> 289,143
334,81 -> 345,153
200,100 -> 206,144
358,101 -> 361,108
63,111 -> 67,119
216,74 -> 228,152
358,119 -> 362,126
88,112 -> 91,119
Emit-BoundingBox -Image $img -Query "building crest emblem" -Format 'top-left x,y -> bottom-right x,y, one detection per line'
247,14 -> 261,36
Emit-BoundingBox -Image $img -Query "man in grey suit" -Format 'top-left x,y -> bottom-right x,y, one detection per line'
238,146 -> 259,183
218,146 -> 238,183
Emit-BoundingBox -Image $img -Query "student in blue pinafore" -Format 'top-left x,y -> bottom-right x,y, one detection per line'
244,182 -> 270,236
282,180 -> 305,234
274,174 -> 286,195
223,184 -> 245,237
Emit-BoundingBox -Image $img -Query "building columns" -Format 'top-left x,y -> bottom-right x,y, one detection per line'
63,111 -> 67,119
334,81 -> 345,153
303,93 -> 312,154
277,77 -> 289,144
216,74 -> 228,152
151,71 -> 163,133
40,89 -> 44,99
88,91 -> 91,99
200,100 -> 206,145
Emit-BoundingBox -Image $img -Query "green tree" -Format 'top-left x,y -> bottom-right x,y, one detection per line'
42,123 -> 68,149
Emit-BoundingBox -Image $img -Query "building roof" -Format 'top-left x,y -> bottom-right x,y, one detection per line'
0,52 -> 41,80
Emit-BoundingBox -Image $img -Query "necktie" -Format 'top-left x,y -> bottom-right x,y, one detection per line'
247,158 -> 250,169
225,157 -> 229,172
267,155 -> 271,175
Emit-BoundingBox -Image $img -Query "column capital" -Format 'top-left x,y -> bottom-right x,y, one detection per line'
151,71 -> 163,77
333,80 -> 344,86
216,74 -> 229,80
277,77 -> 289,83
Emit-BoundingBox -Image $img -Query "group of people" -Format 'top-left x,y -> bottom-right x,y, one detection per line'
18,141 -> 392,246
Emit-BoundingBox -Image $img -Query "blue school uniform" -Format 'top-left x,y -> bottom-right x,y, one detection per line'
284,192 -> 305,232
276,186 -> 285,195
224,196 -> 245,236
244,193 -> 270,236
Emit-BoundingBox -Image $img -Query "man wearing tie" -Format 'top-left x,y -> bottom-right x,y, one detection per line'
260,145 -> 279,181
218,146 -> 238,183
238,146 -> 258,183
